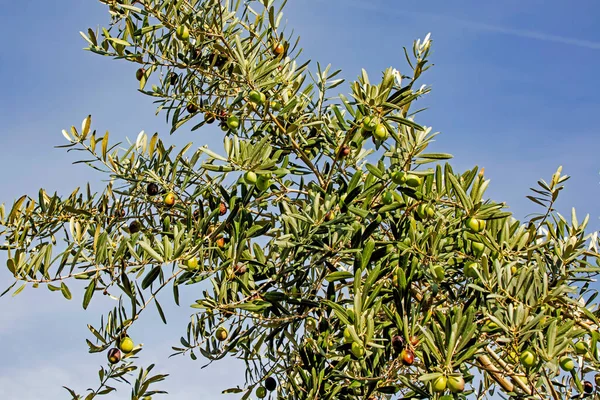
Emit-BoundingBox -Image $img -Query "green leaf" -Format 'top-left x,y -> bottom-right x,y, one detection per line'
325,271 -> 353,282
417,153 -> 452,160
60,282 -> 72,300
365,163 -> 384,179
142,266 -> 162,289
348,206 -> 369,218
222,388 -> 244,394
81,115 -> 91,139
155,299 -> 167,324
448,173 -> 473,210
8,195 -> 27,223
198,146 -> 228,161
12,283 -> 26,297
361,238 -> 375,269
233,300 -> 271,312
136,24 -> 164,36
386,115 -> 425,131
106,37 -> 131,47
83,280 -> 96,310
138,241 -> 164,263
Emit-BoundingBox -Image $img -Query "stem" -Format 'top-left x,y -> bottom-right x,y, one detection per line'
267,111 -> 325,187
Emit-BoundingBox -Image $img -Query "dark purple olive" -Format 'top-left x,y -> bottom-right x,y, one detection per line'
265,377 -> 277,391
147,183 -> 159,196
107,348 -> 122,364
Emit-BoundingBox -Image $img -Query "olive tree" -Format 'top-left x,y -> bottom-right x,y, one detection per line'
2,0 -> 600,399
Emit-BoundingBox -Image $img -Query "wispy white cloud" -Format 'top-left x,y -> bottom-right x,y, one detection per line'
338,0 -> 600,50
439,15 -> 600,50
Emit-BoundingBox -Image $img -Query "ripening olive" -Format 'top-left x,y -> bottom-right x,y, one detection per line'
136,68 -> 145,81
401,349 -> 414,365
215,326 -> 228,341
448,375 -> 465,393
272,43 -> 285,56
118,336 -> 134,353
107,348 -> 122,364
163,192 -> 176,207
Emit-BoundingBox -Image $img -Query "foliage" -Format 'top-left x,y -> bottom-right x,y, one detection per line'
2,0 -> 600,399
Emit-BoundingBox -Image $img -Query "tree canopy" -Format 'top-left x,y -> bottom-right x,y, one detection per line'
2,1 -> 600,399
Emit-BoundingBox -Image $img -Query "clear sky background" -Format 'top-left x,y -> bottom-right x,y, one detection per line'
1,0 -> 599,398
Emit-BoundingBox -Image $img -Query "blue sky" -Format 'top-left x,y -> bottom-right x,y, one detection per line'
1,0 -> 599,398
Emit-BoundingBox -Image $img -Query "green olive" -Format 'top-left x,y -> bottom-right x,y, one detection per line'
405,174 -> 423,188
351,342 -> 365,358
244,171 -> 258,184
226,115 -> 240,130
175,25 -> 189,41
466,217 -> 486,233
432,375 -> 447,393
520,350 -> 536,368
373,123 -> 388,140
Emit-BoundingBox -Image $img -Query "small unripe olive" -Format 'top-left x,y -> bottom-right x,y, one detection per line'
432,376 -> 447,393
343,327 -> 353,343
351,342 -> 365,358
405,174 -> 423,188
186,257 -> 199,269
382,191 -> 394,205
464,261 -> 479,278
256,174 -> 271,191
574,341 -> 588,354
466,217 -> 486,233
175,25 -> 190,41
305,317 -> 317,332
256,386 -> 267,398
215,326 -> 228,341
373,123 -> 388,140
559,356 -> 575,372
520,350 -> 536,368
244,171 -> 258,184
472,241 -> 485,257
392,171 -> 407,185
226,115 -> 240,130
362,116 -> 377,131
248,90 -> 264,104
